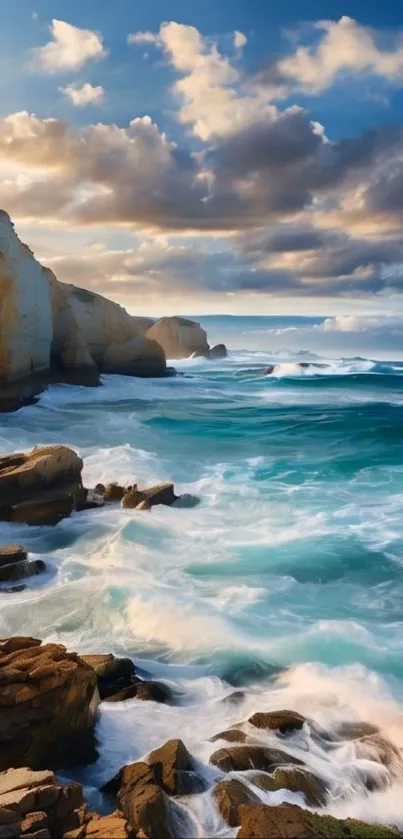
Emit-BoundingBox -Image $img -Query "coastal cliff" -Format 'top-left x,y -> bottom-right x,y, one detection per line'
0,212 -> 226,411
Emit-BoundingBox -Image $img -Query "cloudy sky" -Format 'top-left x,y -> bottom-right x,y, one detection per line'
2,0 -> 403,319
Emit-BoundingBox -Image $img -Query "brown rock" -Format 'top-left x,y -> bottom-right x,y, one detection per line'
236,803 -> 402,838
0,767 -> 89,839
146,317 -> 209,360
121,487 -> 144,510
80,654 -> 135,701
114,762 -> 176,839
334,721 -> 379,740
84,811 -> 130,838
147,739 -> 199,795
103,484 -> 126,503
213,779 -> 259,827
210,745 -> 303,773
136,500 -> 151,511
0,546 -> 27,568
211,729 -> 247,744
0,637 -> 99,771
141,484 -> 178,508
251,768 -> 327,807
248,710 -> 306,735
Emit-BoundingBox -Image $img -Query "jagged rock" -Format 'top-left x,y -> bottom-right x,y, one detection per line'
251,768 -> 327,807
236,803 -> 402,838
335,721 -> 379,740
84,811 -> 130,838
211,729 -> 247,744
102,337 -> 166,377
102,484 -> 126,503
210,745 -> 303,773
121,483 -> 178,510
80,654 -> 136,701
105,762 -> 176,839
105,680 -> 173,705
248,710 -> 306,735
0,446 -> 83,526
213,779 -> 259,827
146,317 -> 209,360
147,739 -> 204,795
0,766 -> 88,838
0,637 -> 99,771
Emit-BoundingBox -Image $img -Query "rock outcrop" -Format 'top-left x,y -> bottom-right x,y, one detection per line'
81,653 -> 173,704
236,803 -> 402,839
0,213 -> 227,410
0,767 -> 130,839
146,317 -> 209,360
0,637 -> 99,772
210,745 -> 303,773
0,445 -> 85,525
0,544 -> 45,585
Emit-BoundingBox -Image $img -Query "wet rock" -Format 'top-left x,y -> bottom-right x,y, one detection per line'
210,745 -> 304,773
208,344 -> 228,360
213,779 -> 259,827
0,766 -> 89,838
103,484 -> 126,503
248,710 -> 306,735
220,691 -> 246,706
122,483 -> 178,510
220,658 -> 281,687
84,811 -> 130,838
104,679 -> 173,705
236,803 -> 402,838
251,768 -> 327,807
0,559 -> 45,584
80,654 -> 136,701
211,729 -> 247,744
0,637 -> 99,771
0,545 -> 27,567
147,739 -> 204,795
335,721 -> 380,740
0,446 -> 84,526
171,494 -> 200,509
136,500 -> 151,511
106,761 -> 178,839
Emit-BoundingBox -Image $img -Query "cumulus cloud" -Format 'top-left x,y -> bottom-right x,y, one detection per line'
320,314 -> 403,332
60,83 -> 104,106
234,31 -> 247,49
276,16 -> 403,94
129,21 -> 273,139
31,19 -> 107,73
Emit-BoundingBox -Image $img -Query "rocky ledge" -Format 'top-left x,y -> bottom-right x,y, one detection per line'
0,444 -> 197,528
1,636 -> 402,838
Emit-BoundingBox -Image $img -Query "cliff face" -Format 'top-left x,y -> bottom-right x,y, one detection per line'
0,211 -> 224,411
0,211 -> 53,383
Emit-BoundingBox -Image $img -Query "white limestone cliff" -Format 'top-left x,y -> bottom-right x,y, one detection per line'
146,316 -> 210,359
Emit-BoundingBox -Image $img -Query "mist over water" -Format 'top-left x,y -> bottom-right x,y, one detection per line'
1,315 -> 403,833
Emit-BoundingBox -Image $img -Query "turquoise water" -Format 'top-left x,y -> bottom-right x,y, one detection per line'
1,339 -> 403,829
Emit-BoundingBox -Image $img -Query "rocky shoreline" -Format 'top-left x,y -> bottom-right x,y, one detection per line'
0,636 -> 402,838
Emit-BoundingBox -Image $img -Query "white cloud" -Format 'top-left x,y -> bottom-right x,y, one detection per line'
320,314 -> 401,332
278,16 -> 403,94
234,31 -> 247,49
31,19 -> 107,74
129,21 -> 274,139
60,82 -> 105,107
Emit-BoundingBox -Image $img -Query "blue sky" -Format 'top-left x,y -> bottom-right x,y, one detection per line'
1,1 -> 403,322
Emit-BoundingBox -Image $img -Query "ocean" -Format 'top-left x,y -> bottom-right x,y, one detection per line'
1,314 -> 403,832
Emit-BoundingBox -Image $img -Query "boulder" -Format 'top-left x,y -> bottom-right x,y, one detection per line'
146,317 -> 209,360
0,545 -> 27,567
105,680 -> 173,705
105,761 -> 177,839
0,557 -> 45,584
84,811 -> 130,838
147,739 -> 203,795
236,803 -> 402,838
102,484 -> 126,503
213,779 -> 259,827
121,483 -> 178,510
65,284 -> 154,366
210,745 -> 303,773
251,768 -> 327,807
0,637 -> 99,771
211,729 -> 247,744
248,710 -> 306,735
0,446 -> 84,526
208,344 -> 228,360
102,337 -> 166,377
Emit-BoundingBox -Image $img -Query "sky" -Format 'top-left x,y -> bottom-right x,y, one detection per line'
1,1 -> 403,330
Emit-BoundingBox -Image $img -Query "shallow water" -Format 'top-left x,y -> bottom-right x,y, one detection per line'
1,349 -> 403,833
